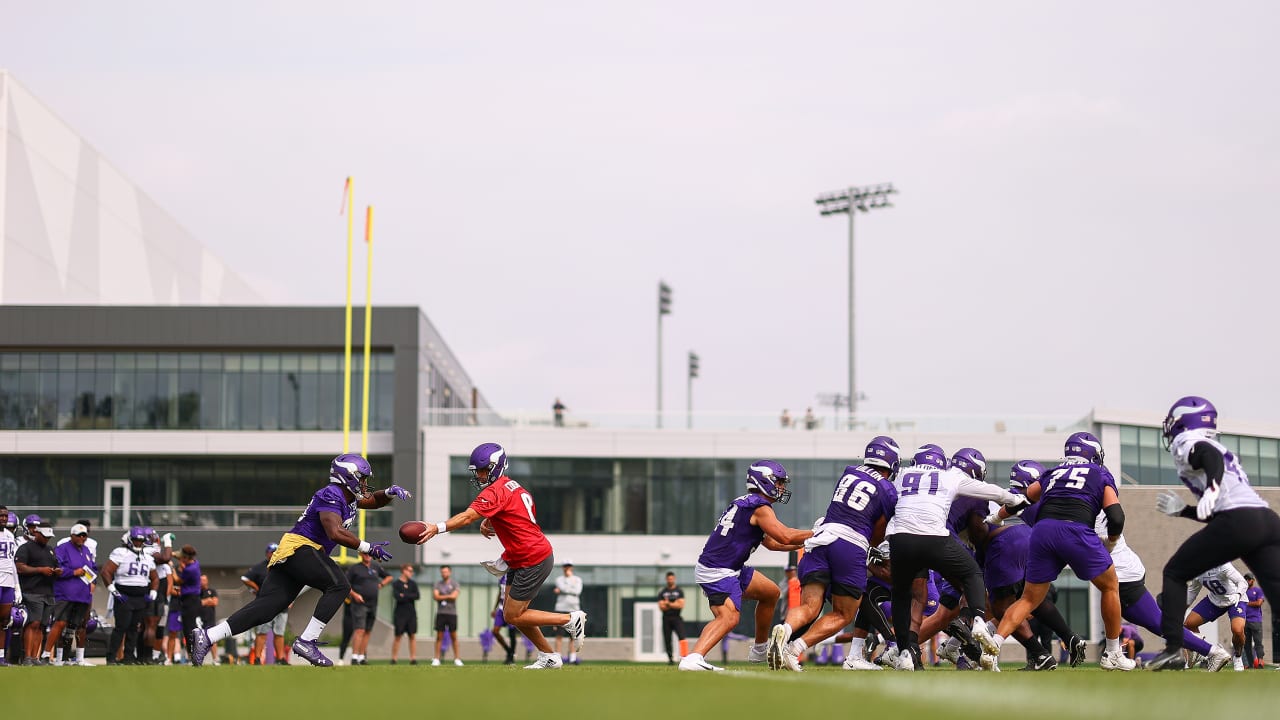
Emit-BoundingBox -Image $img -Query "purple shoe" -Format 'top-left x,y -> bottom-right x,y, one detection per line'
291,638 -> 334,667
190,628 -> 211,667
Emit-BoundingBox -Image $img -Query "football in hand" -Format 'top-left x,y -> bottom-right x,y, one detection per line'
398,520 -> 428,544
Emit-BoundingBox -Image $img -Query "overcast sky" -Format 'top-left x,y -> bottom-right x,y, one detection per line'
4,2 -> 1278,426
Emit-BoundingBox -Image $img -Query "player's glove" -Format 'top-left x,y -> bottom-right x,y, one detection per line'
368,541 -> 393,562
147,589 -> 157,603
384,485 -> 412,501
983,510 -> 1003,526
161,532 -> 175,549
1196,484 -> 1220,521
1003,495 -> 1031,514
1156,491 -> 1187,517
108,583 -> 125,604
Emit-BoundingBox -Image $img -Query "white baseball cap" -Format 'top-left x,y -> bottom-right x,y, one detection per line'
70,523 -> 90,536
37,525 -> 55,537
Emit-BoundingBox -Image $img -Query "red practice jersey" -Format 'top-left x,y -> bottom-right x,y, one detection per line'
470,476 -> 553,569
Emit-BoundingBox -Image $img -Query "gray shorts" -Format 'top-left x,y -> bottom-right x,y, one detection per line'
254,611 -> 288,636
507,554 -> 554,602
351,601 -> 377,631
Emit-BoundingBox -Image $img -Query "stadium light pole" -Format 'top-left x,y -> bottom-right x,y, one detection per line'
815,183 -> 896,429
658,282 -> 672,429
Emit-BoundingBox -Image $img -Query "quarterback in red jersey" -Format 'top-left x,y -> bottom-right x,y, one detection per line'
417,442 -> 585,669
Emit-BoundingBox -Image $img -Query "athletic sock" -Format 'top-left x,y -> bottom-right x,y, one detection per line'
1105,637 -> 1121,655
300,617 -> 327,642
849,637 -> 866,656
206,621 -> 233,644
76,649 -> 85,663
789,638 -> 809,655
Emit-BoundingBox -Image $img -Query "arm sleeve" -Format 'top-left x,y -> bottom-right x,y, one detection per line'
1103,503 -> 1125,536
956,475 -> 1018,505
1187,442 -> 1226,489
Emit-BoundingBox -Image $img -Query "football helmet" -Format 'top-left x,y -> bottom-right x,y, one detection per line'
863,436 -> 902,474
3,511 -> 15,531
1009,460 -> 1046,493
468,442 -> 509,491
330,453 -> 374,498
1161,396 -> 1218,449
746,460 -> 791,504
1064,431 -> 1104,465
951,448 -> 987,481
10,605 -> 26,630
128,526 -> 149,546
910,444 -> 947,469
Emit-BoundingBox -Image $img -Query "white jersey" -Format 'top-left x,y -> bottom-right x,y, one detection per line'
1188,563 -> 1248,608
1171,432 -> 1268,515
1094,512 -> 1145,583
554,574 -> 583,612
108,546 -> 156,588
0,529 -> 17,588
144,543 -> 171,578
888,466 -> 1020,537
57,536 -> 98,564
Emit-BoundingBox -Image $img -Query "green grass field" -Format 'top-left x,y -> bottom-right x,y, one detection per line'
12,663 -> 1279,719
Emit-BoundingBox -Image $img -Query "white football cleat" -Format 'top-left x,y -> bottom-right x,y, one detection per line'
980,653 -> 1001,672
678,654 -> 723,672
1206,645 -> 1231,672
566,610 -> 587,653
766,624 -> 788,670
1100,649 -> 1136,671
780,642 -> 804,672
524,652 -> 564,670
939,637 -> 962,665
747,642 -> 768,664
894,648 -> 916,672
1233,656 -> 1245,672
481,557 -> 509,576
842,656 -> 882,671
971,618 -> 1001,656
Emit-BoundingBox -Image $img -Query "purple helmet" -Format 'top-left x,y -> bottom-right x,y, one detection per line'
142,527 -> 157,543
330,453 -> 374,498
3,512 -> 15,531
746,460 -> 791,504
129,526 -> 149,546
468,442 -> 509,491
1064,431 -> 1104,464
911,444 -> 947,469
24,514 -> 42,528
85,612 -> 100,634
10,605 -> 26,629
863,435 -> 901,474
1162,396 -> 1218,449
951,448 -> 987,481
266,542 -> 279,554
1009,460 -> 1046,492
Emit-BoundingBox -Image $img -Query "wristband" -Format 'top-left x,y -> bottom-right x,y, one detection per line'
436,522 -> 448,534
357,540 -> 371,554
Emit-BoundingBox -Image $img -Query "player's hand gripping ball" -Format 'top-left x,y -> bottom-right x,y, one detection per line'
399,520 -> 428,544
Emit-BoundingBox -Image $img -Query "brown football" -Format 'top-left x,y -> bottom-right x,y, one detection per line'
399,520 -> 428,544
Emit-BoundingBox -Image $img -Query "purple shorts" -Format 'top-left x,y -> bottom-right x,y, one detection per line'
699,566 -> 756,609
984,524 -> 1031,589
167,609 -> 183,633
1025,519 -> 1113,584
798,541 -> 868,597
1191,597 -> 1247,623
0,586 -> 14,604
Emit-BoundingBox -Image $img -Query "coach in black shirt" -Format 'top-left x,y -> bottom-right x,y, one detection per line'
390,564 -> 421,664
658,571 -> 687,665
15,522 -> 59,664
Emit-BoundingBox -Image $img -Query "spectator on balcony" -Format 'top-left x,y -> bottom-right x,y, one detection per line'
347,550 -> 391,665
45,523 -> 96,665
804,408 -> 818,430
15,520 -> 58,664
553,398 -> 567,427
779,409 -> 792,429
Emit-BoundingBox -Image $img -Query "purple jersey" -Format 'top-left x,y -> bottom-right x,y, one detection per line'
289,484 -> 357,554
1037,462 -> 1117,524
821,466 -> 897,540
696,494 -> 771,571
947,496 -> 988,538
178,558 -> 201,596
1246,586 -> 1264,623
53,541 -> 97,603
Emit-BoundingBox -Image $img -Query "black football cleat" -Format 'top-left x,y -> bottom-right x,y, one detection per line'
1146,647 -> 1188,671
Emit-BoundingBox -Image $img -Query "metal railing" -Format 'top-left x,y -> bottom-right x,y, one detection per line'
13,505 -> 394,532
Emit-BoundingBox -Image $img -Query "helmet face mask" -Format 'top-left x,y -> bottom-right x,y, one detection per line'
746,460 -> 791,504
330,453 -> 375,499
129,526 -> 149,546
1161,396 -> 1218,450
468,443 -> 508,492
1064,431 -> 1104,465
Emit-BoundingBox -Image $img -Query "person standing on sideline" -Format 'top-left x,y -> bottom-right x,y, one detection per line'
102,527 -> 158,665
680,460 -> 812,672
347,550 -> 392,665
432,565 -> 462,665
175,545 -> 202,657
1147,397 -> 1280,670
390,564 -> 420,665
416,442 -> 587,669
240,543 -> 288,665
14,520 -> 58,664
658,572 -> 687,665
54,520 -> 97,664
553,561 -> 583,663
45,523 -> 97,665
0,508 -> 19,666
199,575 -> 219,665
190,453 -> 410,667
1243,573 -> 1267,668
553,398 -> 567,427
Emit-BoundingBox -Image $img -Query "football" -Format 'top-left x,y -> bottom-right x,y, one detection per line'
398,520 -> 428,544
